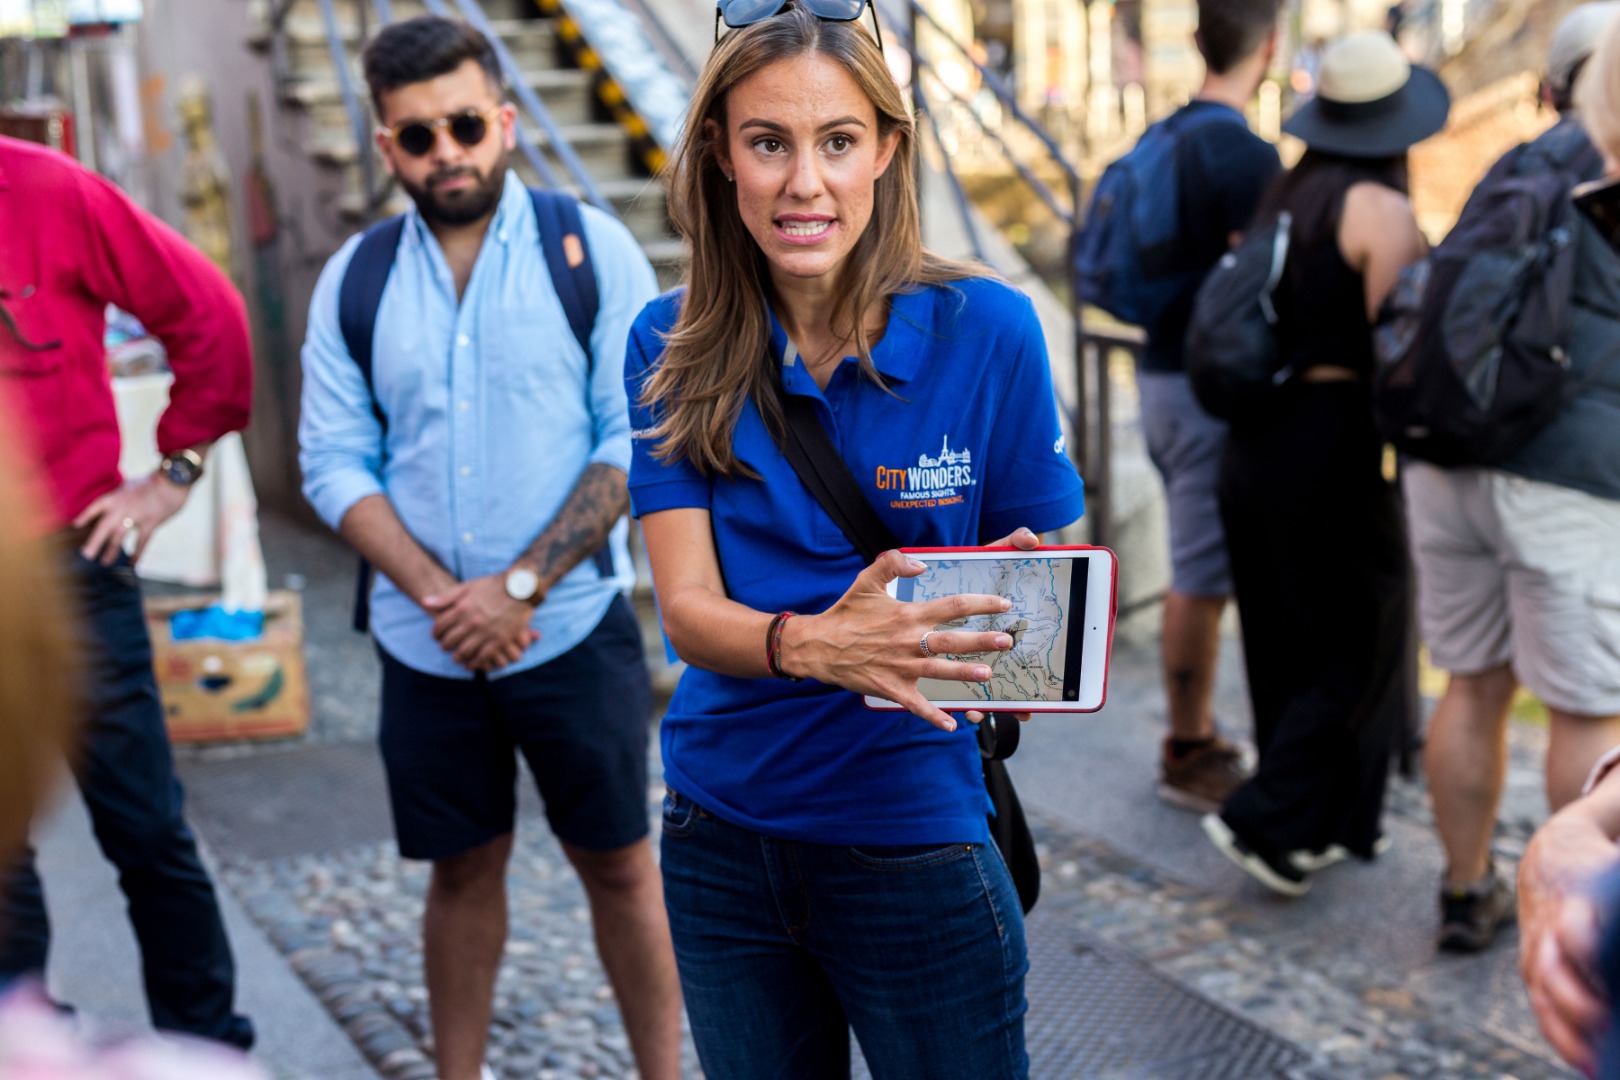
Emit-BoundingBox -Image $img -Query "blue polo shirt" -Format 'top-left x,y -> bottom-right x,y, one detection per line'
626,277 -> 1085,846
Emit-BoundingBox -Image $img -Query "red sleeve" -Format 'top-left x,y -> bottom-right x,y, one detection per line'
71,167 -> 253,453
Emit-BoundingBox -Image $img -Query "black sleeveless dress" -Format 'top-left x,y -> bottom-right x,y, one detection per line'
1216,186 -> 1412,862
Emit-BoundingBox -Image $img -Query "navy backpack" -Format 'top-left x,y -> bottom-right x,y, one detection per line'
1076,105 -> 1249,328
337,188 -> 613,632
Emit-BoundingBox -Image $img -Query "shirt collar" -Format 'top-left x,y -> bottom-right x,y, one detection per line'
400,168 -> 525,251
771,287 -> 929,389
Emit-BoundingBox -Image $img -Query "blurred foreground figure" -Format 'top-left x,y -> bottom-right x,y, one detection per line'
0,431 -> 263,1078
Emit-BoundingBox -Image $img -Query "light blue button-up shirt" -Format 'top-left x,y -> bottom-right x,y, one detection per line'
299,172 -> 659,679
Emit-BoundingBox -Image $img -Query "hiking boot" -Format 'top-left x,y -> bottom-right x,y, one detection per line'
1438,867 -> 1516,953
1158,735 -> 1249,813
1290,835 -> 1393,873
1201,813 -> 1311,897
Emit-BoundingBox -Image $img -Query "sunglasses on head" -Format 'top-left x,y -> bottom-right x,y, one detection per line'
714,0 -> 883,52
379,106 -> 500,158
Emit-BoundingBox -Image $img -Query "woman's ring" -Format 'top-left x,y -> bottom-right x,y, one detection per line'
121,517 -> 135,531
919,632 -> 936,658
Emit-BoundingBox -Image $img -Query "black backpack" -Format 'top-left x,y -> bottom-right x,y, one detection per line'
1185,211 -> 1293,421
1371,131 -> 1603,466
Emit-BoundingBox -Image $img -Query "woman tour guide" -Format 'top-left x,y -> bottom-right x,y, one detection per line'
624,1 -> 1085,1075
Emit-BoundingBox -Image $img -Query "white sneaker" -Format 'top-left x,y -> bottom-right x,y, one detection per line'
1201,813 -> 1311,897
1289,834 -> 1392,873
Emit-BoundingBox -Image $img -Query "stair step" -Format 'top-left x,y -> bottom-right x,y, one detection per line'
250,0 -> 536,41
639,236 -> 687,290
270,19 -> 560,87
290,66 -> 597,127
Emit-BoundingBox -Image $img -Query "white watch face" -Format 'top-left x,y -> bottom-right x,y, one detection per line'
505,567 -> 540,602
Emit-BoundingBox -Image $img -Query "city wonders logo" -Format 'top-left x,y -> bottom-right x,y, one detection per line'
874,435 -> 975,509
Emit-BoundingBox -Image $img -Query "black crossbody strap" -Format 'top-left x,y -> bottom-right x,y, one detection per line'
771,382 -> 898,564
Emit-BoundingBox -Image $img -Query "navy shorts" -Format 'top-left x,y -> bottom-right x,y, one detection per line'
377,595 -> 652,861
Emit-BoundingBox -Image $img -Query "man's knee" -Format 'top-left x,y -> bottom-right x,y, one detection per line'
431,833 -> 513,897
1444,664 -> 1519,715
565,838 -> 658,898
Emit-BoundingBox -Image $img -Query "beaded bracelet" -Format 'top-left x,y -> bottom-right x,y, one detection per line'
765,611 -> 803,681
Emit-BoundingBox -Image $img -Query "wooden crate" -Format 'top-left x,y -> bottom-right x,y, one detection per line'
144,590 -> 311,743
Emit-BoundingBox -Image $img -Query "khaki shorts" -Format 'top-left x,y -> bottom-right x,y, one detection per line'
1404,461 -> 1620,716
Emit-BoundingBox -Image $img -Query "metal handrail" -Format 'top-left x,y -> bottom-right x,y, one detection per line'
875,0 -> 1112,545
445,0 -> 613,211
315,0 -> 384,217
878,0 -> 1079,197
613,0 -> 700,87
913,82 -> 985,263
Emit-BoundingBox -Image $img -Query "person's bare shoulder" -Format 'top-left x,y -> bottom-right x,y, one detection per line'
1339,181 -> 1423,269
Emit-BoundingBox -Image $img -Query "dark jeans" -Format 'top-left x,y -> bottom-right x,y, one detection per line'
660,790 -> 1029,1079
0,554 -> 253,1049
1218,383 -> 1411,858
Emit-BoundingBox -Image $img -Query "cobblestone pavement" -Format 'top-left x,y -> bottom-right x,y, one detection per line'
180,514 -> 1574,1079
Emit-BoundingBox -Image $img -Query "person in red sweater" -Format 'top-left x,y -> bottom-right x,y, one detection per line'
0,134 -> 254,1049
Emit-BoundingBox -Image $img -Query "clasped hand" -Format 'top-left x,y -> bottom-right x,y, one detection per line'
784,528 -> 1040,732
424,575 -> 539,673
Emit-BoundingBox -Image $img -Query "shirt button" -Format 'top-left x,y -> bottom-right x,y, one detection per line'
458,400 -> 471,412
459,466 -> 472,477
461,532 -> 475,544
457,334 -> 470,347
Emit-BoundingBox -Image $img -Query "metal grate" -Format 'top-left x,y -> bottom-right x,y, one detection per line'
1021,911 -> 1310,1079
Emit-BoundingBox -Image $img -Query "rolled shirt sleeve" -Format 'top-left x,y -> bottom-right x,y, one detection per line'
297,237 -> 387,531
625,293 -> 714,516
581,206 -> 658,477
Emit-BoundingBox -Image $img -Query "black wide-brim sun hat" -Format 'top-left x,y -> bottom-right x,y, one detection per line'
1283,31 -> 1451,158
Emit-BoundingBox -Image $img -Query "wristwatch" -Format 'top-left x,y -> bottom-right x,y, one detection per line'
158,448 -> 205,487
504,564 -> 543,605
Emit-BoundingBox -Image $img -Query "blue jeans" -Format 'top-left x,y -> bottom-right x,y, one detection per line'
660,790 -> 1028,1079
0,554 -> 252,1049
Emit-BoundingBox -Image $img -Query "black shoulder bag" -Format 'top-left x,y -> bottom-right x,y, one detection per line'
767,377 -> 1041,914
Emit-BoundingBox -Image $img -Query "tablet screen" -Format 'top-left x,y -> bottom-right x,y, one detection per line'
894,553 -> 1091,704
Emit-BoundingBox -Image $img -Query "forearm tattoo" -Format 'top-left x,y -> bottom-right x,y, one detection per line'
521,463 -> 629,586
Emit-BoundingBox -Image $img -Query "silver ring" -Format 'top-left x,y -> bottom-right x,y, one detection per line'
120,517 -> 136,531
919,632 -> 936,658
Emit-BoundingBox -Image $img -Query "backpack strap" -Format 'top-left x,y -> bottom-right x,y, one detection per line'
338,214 -> 408,429
529,188 -> 599,374
527,188 -> 615,579
337,214 -> 407,634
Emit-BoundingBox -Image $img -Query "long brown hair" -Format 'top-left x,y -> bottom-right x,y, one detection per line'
644,2 -> 976,477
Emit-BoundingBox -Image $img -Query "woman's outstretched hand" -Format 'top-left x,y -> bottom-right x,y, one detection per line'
780,549 -> 1016,731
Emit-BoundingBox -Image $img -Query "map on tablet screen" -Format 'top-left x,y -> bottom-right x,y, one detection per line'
895,556 -> 1077,703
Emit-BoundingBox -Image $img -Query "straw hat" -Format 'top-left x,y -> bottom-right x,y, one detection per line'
1283,31 -> 1450,158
